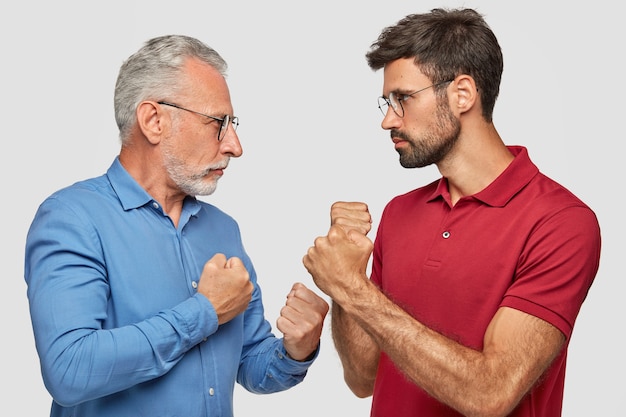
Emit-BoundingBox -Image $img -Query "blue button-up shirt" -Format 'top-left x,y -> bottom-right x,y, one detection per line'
25,157 -> 315,417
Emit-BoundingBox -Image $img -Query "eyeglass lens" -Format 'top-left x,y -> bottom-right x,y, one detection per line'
219,115 -> 239,141
377,93 -> 405,118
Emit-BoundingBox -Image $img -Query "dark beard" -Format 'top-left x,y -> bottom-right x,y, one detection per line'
394,101 -> 461,168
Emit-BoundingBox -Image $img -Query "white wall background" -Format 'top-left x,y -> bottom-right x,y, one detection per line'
2,1 -> 622,415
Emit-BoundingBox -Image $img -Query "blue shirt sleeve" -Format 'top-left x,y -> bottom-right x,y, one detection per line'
25,196 -> 219,406
24,161 -> 316,415
236,282 -> 318,393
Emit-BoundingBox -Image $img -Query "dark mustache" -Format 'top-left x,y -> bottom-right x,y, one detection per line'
391,129 -> 411,141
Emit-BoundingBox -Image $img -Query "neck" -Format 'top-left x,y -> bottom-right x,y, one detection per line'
119,145 -> 186,227
438,123 -> 513,206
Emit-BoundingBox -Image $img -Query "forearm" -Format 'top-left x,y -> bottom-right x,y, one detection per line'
36,294 -> 217,406
238,337 -> 314,394
351,294 -> 490,414
337,280 -> 561,417
331,301 -> 379,397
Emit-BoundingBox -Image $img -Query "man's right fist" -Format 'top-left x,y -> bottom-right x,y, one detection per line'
198,253 -> 253,324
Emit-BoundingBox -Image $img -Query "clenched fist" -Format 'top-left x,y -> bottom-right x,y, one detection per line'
197,253 -> 253,325
276,282 -> 329,361
330,201 -> 372,235
303,201 -> 374,304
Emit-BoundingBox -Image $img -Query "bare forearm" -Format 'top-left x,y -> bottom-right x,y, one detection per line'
337,281 -> 563,417
331,301 -> 379,397
353,297 -> 493,415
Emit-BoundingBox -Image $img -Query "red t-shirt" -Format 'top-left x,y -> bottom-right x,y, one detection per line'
370,146 -> 601,416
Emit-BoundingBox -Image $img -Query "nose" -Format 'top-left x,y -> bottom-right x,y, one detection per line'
381,107 -> 401,131
220,125 -> 243,157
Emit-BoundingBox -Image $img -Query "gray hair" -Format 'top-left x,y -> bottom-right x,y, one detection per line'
114,35 -> 228,143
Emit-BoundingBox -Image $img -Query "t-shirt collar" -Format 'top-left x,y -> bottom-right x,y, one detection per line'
428,146 -> 539,207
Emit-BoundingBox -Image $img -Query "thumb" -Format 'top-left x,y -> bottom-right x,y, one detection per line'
347,229 -> 373,248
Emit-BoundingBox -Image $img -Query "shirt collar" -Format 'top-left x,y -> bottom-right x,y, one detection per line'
105,157 -> 201,215
428,146 -> 539,207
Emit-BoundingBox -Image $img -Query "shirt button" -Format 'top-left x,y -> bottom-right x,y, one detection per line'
152,202 -> 159,209
191,281 -> 198,289
209,387 -> 215,396
442,231 -> 450,239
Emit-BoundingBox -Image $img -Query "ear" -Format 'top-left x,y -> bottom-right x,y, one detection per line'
136,101 -> 166,145
451,75 -> 478,115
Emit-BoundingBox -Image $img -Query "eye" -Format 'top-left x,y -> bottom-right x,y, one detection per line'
395,93 -> 410,102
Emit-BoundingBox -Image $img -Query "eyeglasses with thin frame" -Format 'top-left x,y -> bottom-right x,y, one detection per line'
377,80 -> 453,118
157,101 -> 239,141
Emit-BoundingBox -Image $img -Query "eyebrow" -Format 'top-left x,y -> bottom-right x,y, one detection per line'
387,88 -> 414,96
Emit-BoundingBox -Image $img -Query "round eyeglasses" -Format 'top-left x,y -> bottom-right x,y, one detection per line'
158,101 -> 239,141
377,80 -> 453,118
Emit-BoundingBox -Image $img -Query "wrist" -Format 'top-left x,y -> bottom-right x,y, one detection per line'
285,345 -> 318,362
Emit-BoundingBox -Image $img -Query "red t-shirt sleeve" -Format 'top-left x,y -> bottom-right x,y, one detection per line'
501,204 -> 601,339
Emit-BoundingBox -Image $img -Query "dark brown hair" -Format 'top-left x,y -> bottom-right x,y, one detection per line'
366,8 -> 503,121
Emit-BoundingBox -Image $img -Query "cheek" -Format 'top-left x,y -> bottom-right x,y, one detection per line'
184,145 -> 221,166
169,123 -> 225,164
178,129 -> 219,158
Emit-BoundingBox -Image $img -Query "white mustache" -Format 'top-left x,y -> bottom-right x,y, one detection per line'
208,159 -> 230,170
205,159 -> 229,173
